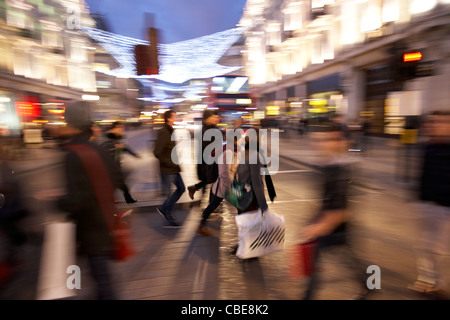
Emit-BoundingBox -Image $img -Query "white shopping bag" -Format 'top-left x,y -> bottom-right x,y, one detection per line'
235,209 -> 285,259
36,221 -> 77,300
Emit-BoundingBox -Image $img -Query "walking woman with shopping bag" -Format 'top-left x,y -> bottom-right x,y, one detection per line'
225,128 -> 283,259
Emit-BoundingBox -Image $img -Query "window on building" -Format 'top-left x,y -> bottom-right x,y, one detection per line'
283,0 -> 303,31
266,21 -> 282,46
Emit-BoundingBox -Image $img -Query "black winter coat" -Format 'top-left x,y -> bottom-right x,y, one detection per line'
58,132 -> 120,255
419,142 -> 450,207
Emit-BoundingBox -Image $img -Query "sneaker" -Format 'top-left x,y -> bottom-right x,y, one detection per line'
188,185 -> 196,200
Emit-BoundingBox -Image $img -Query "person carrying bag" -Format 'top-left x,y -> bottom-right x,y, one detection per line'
225,129 -> 283,259
66,144 -> 136,262
57,101 -> 135,300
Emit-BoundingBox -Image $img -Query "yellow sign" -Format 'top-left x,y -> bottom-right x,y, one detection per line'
236,98 -> 252,105
308,99 -> 328,113
309,99 -> 327,107
266,106 -> 280,115
401,129 -> 418,144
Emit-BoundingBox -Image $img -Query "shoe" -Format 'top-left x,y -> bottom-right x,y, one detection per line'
188,185 -> 196,200
125,194 -> 137,204
408,280 -> 436,294
163,220 -> 181,228
197,226 -> 212,236
408,281 -> 448,298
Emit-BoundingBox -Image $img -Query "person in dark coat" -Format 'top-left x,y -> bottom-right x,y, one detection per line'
101,121 -> 140,204
154,110 -> 185,227
0,152 -> 28,275
58,101 -> 119,300
409,111 -> 450,297
187,110 -> 221,200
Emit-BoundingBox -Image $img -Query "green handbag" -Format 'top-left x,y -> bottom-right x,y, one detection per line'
224,173 -> 254,211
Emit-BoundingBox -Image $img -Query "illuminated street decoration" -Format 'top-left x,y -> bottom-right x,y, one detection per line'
137,79 -> 208,103
82,26 -> 244,84
81,27 -> 147,79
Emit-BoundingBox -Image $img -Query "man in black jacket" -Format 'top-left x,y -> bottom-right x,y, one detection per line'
154,110 -> 185,227
187,110 -> 221,200
58,101 -> 119,300
409,111 -> 450,297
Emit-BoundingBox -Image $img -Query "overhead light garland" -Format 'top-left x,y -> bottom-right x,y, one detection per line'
81,26 -> 245,84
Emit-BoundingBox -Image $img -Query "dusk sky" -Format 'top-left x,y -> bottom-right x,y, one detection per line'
85,0 -> 247,44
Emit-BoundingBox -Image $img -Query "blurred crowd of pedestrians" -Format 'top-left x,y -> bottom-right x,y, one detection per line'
1,99 -> 450,300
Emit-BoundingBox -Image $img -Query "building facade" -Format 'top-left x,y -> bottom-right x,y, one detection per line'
0,0 -> 142,134
0,0 -> 99,132
239,0 -> 450,135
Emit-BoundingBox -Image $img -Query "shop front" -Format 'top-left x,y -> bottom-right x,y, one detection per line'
0,87 -> 74,139
305,73 -> 345,124
0,90 -> 20,135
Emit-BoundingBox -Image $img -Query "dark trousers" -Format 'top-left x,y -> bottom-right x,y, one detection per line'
302,231 -> 367,300
87,250 -> 117,300
200,190 -> 223,227
194,180 -> 207,194
0,218 -> 27,264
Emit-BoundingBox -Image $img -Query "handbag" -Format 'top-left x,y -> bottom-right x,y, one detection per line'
224,173 -> 254,211
288,240 -> 318,279
235,209 -> 285,259
66,144 -> 136,262
36,221 -> 77,300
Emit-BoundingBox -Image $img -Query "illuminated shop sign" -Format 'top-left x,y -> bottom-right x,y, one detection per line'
211,76 -> 249,94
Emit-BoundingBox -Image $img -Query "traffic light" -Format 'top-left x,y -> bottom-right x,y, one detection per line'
134,27 -> 159,75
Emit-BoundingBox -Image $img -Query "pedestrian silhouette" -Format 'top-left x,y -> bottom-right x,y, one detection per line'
101,121 -> 140,204
58,101 -> 119,300
300,123 -> 369,300
154,110 -> 185,228
409,110 -> 450,298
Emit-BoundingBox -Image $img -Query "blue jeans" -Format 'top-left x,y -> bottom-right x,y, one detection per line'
160,173 -> 185,216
